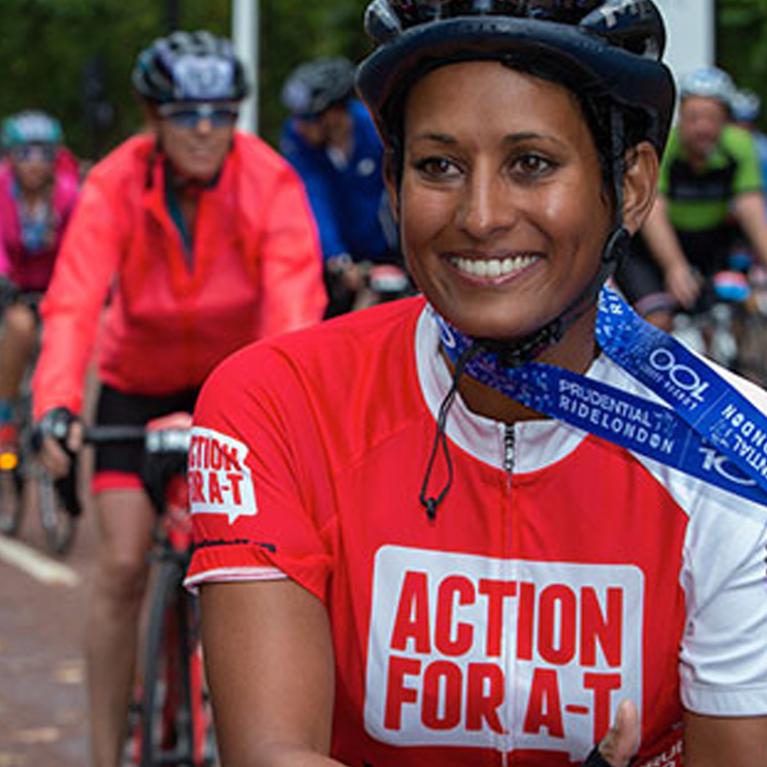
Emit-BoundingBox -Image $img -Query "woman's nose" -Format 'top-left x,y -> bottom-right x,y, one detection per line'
456,169 -> 515,239
194,117 -> 214,135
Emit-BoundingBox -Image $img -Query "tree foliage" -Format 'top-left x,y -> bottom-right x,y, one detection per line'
719,0 -> 767,125
3,0 -> 767,158
0,0 -> 369,158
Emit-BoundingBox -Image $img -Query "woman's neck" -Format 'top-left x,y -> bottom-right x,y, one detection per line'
18,184 -> 50,208
454,305 -> 600,425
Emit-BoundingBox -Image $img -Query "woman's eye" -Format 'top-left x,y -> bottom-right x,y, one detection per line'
413,156 -> 461,179
512,154 -> 554,177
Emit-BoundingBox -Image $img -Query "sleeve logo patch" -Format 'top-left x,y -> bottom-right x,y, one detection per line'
188,427 -> 257,524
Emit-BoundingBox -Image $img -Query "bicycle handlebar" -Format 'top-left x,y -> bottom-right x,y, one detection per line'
82,424 -> 191,454
82,425 -> 147,444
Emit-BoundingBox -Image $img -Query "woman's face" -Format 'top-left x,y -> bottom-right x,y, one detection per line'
153,103 -> 235,182
11,145 -> 55,193
397,61 -> 612,342
678,95 -> 728,162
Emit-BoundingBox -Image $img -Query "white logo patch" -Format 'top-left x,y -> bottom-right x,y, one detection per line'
188,427 -> 257,523
172,55 -> 234,100
364,546 -> 643,761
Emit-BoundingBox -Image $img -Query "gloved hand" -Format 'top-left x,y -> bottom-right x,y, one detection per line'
33,407 -> 82,478
33,407 -> 83,517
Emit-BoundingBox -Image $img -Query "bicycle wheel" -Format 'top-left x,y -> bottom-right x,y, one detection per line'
0,463 -> 24,536
141,558 -> 212,767
36,473 -> 77,556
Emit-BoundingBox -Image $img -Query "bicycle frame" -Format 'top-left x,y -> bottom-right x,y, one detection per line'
0,291 -> 77,555
79,420 -> 214,767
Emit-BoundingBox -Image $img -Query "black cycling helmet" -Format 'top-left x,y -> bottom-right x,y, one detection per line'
358,0 -> 675,156
281,57 -> 357,118
132,30 -> 249,104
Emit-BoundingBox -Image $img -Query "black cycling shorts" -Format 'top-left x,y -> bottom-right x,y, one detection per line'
93,384 -> 199,485
613,239 -> 673,316
614,227 -> 736,317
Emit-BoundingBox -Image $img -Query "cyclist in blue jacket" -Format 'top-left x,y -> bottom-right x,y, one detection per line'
280,57 -> 400,316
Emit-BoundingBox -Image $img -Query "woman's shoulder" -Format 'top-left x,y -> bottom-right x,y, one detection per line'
85,133 -> 154,189
600,351 -> 767,526
202,297 -> 426,408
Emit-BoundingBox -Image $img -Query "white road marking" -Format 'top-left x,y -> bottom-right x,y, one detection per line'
0,537 -> 80,586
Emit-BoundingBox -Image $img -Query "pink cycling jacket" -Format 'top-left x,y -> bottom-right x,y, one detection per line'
33,132 -> 326,419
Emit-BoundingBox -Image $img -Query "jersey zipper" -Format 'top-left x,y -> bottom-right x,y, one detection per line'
504,423 -> 516,477
502,423 -> 515,766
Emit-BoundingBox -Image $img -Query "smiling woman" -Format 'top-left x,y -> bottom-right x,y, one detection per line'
188,3 -> 767,767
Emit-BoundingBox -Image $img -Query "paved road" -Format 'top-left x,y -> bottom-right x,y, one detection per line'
0,478 -> 96,766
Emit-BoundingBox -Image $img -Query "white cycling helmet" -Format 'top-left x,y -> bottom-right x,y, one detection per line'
678,66 -> 736,108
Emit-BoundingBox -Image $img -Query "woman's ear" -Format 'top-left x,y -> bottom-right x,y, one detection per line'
622,141 -> 659,236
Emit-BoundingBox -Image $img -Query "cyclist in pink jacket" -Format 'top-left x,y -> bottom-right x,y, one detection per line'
0,110 -> 79,447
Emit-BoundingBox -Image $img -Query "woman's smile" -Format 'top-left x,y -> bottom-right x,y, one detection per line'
445,250 -> 542,283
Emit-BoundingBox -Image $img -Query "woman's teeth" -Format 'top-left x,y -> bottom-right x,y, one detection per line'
450,255 -> 537,278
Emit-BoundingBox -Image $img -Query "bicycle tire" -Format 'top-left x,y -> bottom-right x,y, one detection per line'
0,465 -> 24,536
36,473 -> 77,556
141,558 -> 200,767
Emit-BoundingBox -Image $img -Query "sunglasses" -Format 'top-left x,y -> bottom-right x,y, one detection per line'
9,144 -> 57,162
157,102 -> 239,129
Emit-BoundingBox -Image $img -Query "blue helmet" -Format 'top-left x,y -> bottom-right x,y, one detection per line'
1,110 -> 63,149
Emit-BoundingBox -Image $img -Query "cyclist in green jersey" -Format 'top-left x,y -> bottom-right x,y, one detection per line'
615,66 -> 767,331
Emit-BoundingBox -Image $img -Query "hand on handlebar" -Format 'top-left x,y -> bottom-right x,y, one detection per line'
584,700 -> 639,767
35,408 -> 83,478
327,253 -> 365,293
665,263 -> 701,310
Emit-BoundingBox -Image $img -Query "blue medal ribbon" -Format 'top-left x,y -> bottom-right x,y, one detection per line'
435,286 -> 767,506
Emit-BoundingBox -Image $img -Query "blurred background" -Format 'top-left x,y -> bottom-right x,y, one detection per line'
0,0 -> 765,172
0,0 -> 372,159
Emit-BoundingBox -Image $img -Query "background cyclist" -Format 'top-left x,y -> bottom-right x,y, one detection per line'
0,110 -> 79,451
615,65 -> 767,331
280,56 -> 402,317
33,31 -> 325,767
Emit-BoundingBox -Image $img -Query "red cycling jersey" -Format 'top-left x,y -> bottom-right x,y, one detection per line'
32,132 -> 325,419
187,298 -> 767,767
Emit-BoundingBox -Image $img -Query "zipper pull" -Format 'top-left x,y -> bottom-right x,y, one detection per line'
504,424 -> 515,475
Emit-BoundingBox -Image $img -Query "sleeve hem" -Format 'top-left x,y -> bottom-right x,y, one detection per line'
682,683 -> 767,716
188,540 -> 329,604
184,565 -> 287,594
